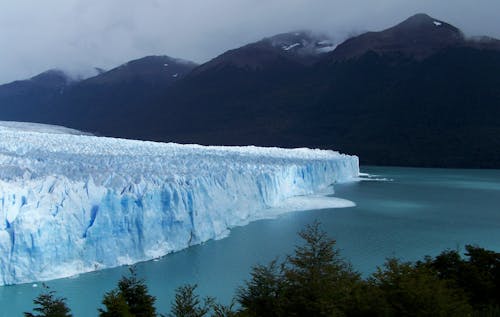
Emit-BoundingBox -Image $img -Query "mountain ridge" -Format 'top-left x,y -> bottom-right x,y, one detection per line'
0,13 -> 499,168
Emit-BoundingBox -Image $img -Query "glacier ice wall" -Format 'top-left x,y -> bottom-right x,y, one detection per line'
0,124 -> 359,285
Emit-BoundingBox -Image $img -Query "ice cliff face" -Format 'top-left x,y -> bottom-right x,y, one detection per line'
0,123 -> 359,285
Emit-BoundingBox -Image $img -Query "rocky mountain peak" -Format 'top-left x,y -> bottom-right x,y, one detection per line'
330,13 -> 465,61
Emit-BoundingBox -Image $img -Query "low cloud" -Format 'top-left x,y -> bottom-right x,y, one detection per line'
0,0 -> 498,84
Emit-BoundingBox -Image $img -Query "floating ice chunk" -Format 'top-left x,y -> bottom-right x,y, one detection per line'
357,173 -> 393,182
271,195 -> 355,212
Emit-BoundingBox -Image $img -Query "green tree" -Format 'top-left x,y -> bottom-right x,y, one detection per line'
99,289 -> 133,317
99,267 -> 157,317
168,284 -> 213,317
211,301 -> 238,317
24,284 -> 72,317
425,245 -> 500,314
283,221 -> 360,316
342,279 -> 391,317
237,260 -> 285,317
371,258 -> 472,317
237,221 -> 360,317
459,245 -> 500,310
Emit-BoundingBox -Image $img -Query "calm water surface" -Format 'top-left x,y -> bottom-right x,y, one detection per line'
1,166 -> 499,316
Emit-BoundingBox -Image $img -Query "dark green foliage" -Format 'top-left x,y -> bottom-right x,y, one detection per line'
237,260 -> 285,317
99,267 -> 157,317
370,258 -> 472,316
168,284 -> 213,317
99,290 -> 133,317
238,221 -> 360,317
425,245 -> 500,314
236,222 -> 498,317
283,222 -> 360,316
211,301 -> 238,317
24,285 -> 72,317
342,279 -> 390,317
118,268 -> 157,317
462,245 -> 500,309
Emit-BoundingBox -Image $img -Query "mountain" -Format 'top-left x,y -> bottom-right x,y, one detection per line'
311,13 -> 500,167
331,13 -> 464,61
29,69 -> 74,87
56,55 -> 198,136
84,55 -> 196,85
331,13 -> 500,61
0,69 -> 74,122
1,14 -> 499,168
0,55 -> 198,134
149,14 -> 500,168
128,31 -> 337,145
193,31 -> 335,74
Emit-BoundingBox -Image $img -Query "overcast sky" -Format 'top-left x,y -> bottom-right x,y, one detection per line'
0,0 -> 498,84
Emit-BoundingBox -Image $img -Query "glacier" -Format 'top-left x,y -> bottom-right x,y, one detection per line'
0,122 -> 359,285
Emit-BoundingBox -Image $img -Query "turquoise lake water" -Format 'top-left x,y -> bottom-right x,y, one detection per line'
1,166 -> 500,316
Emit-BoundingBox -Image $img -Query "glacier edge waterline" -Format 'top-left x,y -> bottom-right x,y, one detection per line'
0,124 -> 359,285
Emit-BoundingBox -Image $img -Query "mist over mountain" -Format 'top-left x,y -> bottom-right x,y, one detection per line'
193,31 -> 335,74
1,13 -> 500,168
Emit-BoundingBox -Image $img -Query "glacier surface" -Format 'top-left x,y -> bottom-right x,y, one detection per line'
0,123 -> 359,285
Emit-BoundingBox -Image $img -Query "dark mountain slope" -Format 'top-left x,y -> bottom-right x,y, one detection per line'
127,31 -> 336,143
0,56 -> 198,134
1,14 -> 500,168
129,46 -> 500,168
135,14 -> 500,168
84,55 -> 196,85
55,55 -> 198,135
331,13 -> 465,61
193,31 -> 334,74
0,69 -> 73,122
307,48 -> 500,167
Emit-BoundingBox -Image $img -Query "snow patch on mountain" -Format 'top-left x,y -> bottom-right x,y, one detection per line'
282,43 -> 301,51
